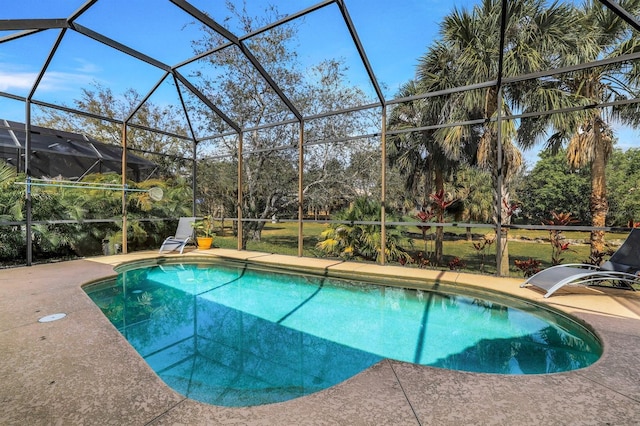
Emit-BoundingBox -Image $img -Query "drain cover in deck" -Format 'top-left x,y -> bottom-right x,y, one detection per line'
38,313 -> 67,323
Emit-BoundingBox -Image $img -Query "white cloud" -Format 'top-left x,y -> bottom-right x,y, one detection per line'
72,58 -> 102,74
38,70 -> 98,91
0,63 -> 99,93
0,69 -> 37,91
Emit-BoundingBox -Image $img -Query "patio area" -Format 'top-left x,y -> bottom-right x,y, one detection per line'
1,249 -> 639,425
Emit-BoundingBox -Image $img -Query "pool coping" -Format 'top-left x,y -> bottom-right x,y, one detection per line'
2,249 -> 639,425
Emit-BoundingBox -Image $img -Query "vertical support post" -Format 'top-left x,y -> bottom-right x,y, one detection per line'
121,122 -> 128,254
380,106 -> 387,265
192,140 -> 197,216
237,132 -> 243,251
494,0 -> 509,276
495,89 -> 504,276
24,101 -> 32,266
298,121 -> 304,257
23,28 -> 64,266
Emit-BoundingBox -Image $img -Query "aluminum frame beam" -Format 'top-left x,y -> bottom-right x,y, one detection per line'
170,0 -> 303,123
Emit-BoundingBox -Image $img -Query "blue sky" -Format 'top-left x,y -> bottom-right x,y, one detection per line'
1,0 -> 638,162
0,1 -> 468,113
0,0 -> 450,106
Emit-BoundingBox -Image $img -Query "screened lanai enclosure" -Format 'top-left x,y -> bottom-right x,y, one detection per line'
0,119 -> 156,179
2,0 -> 640,274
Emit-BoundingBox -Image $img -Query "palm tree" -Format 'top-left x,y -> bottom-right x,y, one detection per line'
388,80 -> 461,265
452,164 -> 495,232
388,81 -> 433,203
518,0 -> 640,258
315,197 -> 411,263
0,161 -> 16,185
416,0 -> 578,275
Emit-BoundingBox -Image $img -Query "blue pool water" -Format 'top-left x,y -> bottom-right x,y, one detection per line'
85,260 -> 601,407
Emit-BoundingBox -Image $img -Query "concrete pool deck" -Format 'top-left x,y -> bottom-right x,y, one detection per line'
1,249 -> 639,425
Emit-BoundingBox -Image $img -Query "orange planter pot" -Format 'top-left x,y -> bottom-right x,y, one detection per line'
196,237 -> 213,250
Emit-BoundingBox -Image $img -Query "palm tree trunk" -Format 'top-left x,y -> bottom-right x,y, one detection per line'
434,170 -> 445,265
590,126 -> 608,257
499,186 -> 511,277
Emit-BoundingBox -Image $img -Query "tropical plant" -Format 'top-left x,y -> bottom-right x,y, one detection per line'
416,0 -> 579,275
544,211 -> 578,265
388,80 -> 462,265
429,189 -> 456,265
514,258 -> 542,278
192,216 -> 216,238
0,168 -> 193,265
517,0 -> 640,258
0,160 -> 16,185
411,251 -> 431,269
473,234 -> 495,273
388,80 -> 444,204
315,197 -> 411,263
448,256 -> 466,271
0,162 -> 21,261
414,209 -> 434,254
452,165 -> 494,224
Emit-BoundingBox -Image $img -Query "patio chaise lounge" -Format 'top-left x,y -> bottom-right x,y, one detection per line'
159,217 -> 196,254
520,228 -> 640,298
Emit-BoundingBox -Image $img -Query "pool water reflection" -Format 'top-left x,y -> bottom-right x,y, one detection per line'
85,261 -> 602,406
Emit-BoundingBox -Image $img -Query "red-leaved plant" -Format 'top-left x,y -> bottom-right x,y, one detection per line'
412,251 -> 430,268
415,210 -> 434,239
430,189 -> 455,222
514,258 -> 542,277
543,211 -> 577,265
448,256 -> 466,271
473,235 -> 495,273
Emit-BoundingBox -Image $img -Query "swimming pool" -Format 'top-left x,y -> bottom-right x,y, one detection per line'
84,259 -> 602,407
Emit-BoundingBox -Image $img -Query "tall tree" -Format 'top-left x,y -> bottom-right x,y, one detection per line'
452,164 -> 495,224
192,3 -> 374,248
388,80 -> 460,265
416,0 -> 578,275
302,61 -> 380,218
519,149 -> 591,224
518,0 -> 640,257
606,148 -> 640,226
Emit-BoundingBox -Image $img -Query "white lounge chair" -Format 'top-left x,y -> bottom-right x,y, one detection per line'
159,217 -> 196,254
521,229 -> 640,298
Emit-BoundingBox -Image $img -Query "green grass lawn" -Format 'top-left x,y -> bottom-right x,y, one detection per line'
212,221 -> 627,278
212,221 -> 326,256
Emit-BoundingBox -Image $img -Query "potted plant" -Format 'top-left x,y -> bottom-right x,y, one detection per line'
192,216 -> 215,250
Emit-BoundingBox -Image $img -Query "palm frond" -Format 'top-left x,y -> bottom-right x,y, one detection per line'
0,161 -> 16,185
